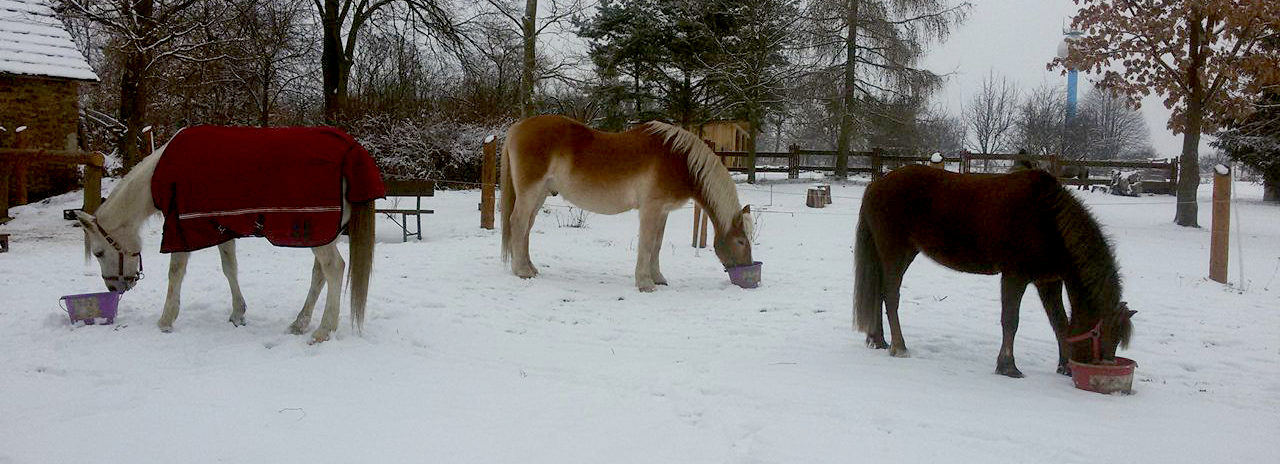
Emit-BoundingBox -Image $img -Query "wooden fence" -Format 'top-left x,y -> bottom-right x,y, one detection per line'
0,148 -> 105,221
714,147 -> 1178,194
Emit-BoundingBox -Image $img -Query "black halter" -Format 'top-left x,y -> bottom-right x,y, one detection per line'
94,219 -> 144,287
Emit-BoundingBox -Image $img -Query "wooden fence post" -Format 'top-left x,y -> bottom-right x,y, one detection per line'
1209,164 -> 1231,284
692,203 -> 702,247
699,206 -> 710,248
1168,157 -> 1178,187
83,152 -> 104,214
480,135 -> 498,229
0,161 -> 10,220
928,152 -> 944,169
788,144 -> 799,180
961,151 -> 970,174
871,148 -> 884,180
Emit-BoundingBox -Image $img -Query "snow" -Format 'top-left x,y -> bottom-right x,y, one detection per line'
1,176 -> 1278,463
1215,164 -> 1230,176
484,134 -> 496,144
0,0 -> 98,81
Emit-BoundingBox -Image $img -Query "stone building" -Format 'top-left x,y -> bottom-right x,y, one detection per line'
0,0 -> 98,212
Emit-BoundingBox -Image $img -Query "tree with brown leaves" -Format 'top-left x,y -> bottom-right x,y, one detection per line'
1051,0 -> 1280,227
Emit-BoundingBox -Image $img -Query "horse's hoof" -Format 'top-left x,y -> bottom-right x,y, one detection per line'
514,267 -> 538,279
158,325 -> 174,333
996,366 -> 1025,378
288,322 -> 309,335
866,337 -> 889,349
889,346 -> 911,358
653,274 -> 668,285
638,285 -> 657,293
229,315 -> 246,327
1057,364 -> 1072,376
310,331 -> 331,344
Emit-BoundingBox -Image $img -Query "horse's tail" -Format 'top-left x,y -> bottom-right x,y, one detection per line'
499,137 -> 515,263
853,215 -> 883,334
348,200 -> 375,332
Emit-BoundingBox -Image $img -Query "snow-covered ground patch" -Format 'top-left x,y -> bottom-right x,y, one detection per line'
1,176 -> 1277,463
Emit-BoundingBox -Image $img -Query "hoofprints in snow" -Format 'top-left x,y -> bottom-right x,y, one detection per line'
0,176 -> 1276,463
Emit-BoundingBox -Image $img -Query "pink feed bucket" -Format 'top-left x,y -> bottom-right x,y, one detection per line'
59,292 -> 121,325
726,261 -> 763,288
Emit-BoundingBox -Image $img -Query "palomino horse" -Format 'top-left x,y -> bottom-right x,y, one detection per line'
76,126 -> 382,343
501,115 -> 754,291
854,165 -> 1135,377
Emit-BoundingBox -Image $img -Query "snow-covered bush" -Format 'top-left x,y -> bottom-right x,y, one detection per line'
354,114 -> 510,187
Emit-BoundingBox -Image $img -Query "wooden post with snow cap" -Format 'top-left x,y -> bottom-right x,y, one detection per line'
928,152 -> 944,169
481,135 -> 497,229
142,125 -> 154,155
13,126 -> 29,205
1209,164 -> 1231,284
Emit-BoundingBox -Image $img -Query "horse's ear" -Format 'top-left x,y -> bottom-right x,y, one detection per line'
1126,309 -> 1137,319
73,210 -> 96,232
741,205 -> 751,215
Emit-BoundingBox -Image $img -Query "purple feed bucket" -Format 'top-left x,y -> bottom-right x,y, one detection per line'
59,292 -> 121,325
726,261 -> 763,288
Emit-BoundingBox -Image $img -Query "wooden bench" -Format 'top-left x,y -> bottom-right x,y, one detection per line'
378,179 -> 435,242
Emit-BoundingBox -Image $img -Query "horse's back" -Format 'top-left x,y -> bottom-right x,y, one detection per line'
862,165 -> 1067,276
505,115 -> 688,213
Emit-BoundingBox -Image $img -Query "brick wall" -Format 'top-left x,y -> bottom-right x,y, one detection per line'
0,74 -> 82,204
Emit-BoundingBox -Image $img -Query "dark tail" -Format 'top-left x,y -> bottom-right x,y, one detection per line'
853,216 -> 883,334
348,200 -> 375,332
499,139 -> 515,263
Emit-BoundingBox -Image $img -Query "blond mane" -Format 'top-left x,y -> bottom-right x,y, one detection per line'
642,121 -> 743,229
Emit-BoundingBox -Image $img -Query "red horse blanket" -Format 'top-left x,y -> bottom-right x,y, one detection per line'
152,126 -> 385,253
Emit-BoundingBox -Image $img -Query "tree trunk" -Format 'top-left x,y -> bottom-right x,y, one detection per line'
321,0 -> 344,124
117,0 -> 154,172
1264,170 -> 1279,202
1174,11 -> 1204,227
119,49 -> 146,171
834,0 -> 858,179
521,0 -> 538,118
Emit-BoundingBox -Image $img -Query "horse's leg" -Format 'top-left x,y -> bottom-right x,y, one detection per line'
650,211 -> 669,286
996,274 -> 1030,378
1035,280 -> 1072,375
288,258 -> 325,334
156,252 -> 191,332
634,204 -> 667,291
510,186 -> 549,278
217,241 -> 248,326
881,250 -> 916,358
309,243 -> 345,343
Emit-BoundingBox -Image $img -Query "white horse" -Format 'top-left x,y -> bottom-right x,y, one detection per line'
76,127 -> 378,343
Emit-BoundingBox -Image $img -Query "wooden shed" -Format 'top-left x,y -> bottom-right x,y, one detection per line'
0,0 -> 99,221
698,120 -> 751,168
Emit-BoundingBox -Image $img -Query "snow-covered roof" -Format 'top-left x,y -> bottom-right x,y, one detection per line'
0,0 -> 97,81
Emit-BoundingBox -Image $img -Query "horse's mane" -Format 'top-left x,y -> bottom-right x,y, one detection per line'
90,144 -> 165,253
642,121 -> 743,229
1042,183 -> 1133,345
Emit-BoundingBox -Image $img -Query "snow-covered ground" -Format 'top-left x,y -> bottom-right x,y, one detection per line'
2,175 -> 1277,463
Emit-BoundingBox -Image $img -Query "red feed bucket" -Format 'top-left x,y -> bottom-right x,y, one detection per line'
59,292 -> 121,325
1068,357 -> 1137,394
726,261 -> 763,288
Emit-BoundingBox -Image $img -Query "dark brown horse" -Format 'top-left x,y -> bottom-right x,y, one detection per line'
854,165 -> 1134,377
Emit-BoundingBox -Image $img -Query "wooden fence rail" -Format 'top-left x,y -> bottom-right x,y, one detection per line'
0,148 -> 105,221
713,149 -> 1177,194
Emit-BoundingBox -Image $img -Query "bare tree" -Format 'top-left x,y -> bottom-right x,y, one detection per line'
1078,87 -> 1150,160
964,70 -> 1018,158
1014,84 -> 1067,156
477,0 -> 588,117
58,0 -> 228,170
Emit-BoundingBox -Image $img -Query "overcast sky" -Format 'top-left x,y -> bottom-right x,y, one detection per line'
920,0 -> 1205,157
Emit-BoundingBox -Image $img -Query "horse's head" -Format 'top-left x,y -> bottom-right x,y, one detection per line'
714,205 -> 754,269
1069,302 -> 1136,362
75,211 -> 143,293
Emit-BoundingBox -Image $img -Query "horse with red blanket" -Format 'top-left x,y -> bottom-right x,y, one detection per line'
75,126 -> 384,343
